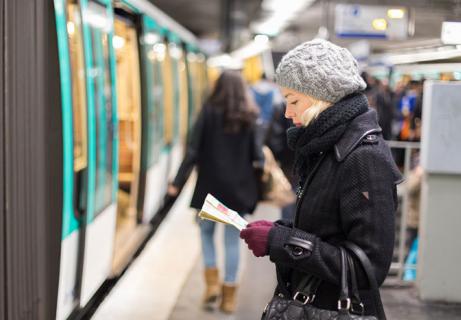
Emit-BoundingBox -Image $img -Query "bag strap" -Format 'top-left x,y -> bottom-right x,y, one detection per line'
292,274 -> 321,304
343,241 -> 387,320
338,247 -> 351,311
292,248 -> 352,311
346,253 -> 364,315
275,266 -> 291,297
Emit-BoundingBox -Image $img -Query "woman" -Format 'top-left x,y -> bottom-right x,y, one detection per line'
168,70 -> 263,313
240,39 -> 402,318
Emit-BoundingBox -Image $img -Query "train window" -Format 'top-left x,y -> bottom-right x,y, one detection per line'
100,31 -> 114,207
143,34 -> 164,166
178,47 -> 189,144
187,52 -> 201,120
87,1 -> 114,213
169,43 -> 181,140
66,1 -> 88,172
186,51 -> 208,126
195,54 -> 207,115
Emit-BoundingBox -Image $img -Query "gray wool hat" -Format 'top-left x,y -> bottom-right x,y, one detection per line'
275,39 -> 366,103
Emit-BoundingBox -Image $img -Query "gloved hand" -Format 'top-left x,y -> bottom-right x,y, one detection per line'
247,220 -> 274,228
240,220 -> 274,257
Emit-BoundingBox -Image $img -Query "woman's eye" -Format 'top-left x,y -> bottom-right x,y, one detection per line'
292,100 -> 299,105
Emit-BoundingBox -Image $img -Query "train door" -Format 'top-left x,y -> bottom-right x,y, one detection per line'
79,0 -> 119,307
139,16 -> 166,223
111,12 -> 148,275
54,0 -> 89,318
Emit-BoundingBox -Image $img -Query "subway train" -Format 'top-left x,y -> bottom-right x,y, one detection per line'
0,0 -> 207,319
54,0 -> 208,318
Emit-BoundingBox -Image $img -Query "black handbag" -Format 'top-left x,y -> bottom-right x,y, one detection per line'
261,244 -> 385,320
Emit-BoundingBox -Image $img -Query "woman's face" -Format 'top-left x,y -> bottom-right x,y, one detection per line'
281,87 -> 314,127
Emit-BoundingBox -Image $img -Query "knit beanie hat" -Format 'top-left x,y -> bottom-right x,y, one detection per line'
275,39 -> 366,104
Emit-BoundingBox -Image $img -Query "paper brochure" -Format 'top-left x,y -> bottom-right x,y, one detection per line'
198,194 -> 248,231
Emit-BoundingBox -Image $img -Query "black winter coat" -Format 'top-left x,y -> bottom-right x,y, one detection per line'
267,109 -> 403,317
172,104 -> 264,213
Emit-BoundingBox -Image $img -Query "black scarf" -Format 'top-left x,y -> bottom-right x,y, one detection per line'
287,93 -> 369,185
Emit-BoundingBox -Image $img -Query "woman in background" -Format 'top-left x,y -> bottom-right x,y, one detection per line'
168,70 -> 263,313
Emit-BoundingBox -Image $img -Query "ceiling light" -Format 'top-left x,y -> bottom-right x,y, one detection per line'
253,0 -> 315,36
207,54 -> 242,69
387,8 -> 405,19
113,35 -> 125,50
262,0 -> 312,13
252,21 -> 284,37
67,21 -> 75,35
169,44 -> 183,59
372,18 -> 388,31
143,33 -> 160,45
254,34 -> 269,44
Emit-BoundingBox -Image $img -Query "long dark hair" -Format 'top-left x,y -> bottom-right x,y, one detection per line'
207,70 -> 259,133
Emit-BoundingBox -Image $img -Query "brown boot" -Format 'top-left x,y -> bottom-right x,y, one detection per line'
203,268 -> 220,308
220,284 -> 237,314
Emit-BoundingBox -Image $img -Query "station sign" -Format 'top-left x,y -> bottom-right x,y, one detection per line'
335,4 -> 408,40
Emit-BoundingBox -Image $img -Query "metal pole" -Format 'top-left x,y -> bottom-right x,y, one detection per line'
397,146 -> 412,279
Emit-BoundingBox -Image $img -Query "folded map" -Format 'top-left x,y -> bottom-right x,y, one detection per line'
198,194 -> 249,231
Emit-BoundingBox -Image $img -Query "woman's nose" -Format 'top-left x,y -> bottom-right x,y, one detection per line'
285,106 -> 294,119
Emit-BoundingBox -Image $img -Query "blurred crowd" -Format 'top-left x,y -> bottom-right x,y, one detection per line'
361,72 -> 424,143
253,72 -> 427,181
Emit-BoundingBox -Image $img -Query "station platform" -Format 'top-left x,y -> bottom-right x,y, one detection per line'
93,185 -> 461,320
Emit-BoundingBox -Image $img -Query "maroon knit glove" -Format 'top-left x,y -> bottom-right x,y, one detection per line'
247,220 -> 274,228
240,220 -> 274,257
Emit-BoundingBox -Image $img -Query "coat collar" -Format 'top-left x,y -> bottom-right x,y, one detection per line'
334,109 -> 382,162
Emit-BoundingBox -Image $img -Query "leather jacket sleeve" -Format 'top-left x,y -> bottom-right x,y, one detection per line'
274,219 -> 293,228
172,108 -> 206,189
267,146 -> 398,288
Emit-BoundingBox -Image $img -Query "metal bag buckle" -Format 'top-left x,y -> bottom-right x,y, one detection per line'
293,291 -> 315,305
351,301 -> 364,315
337,298 -> 351,310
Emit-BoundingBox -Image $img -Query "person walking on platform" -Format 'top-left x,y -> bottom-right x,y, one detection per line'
168,70 -> 263,313
240,39 -> 402,319
251,72 -> 284,136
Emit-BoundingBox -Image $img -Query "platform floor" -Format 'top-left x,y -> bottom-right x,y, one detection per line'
169,203 -> 279,320
92,187 -> 461,320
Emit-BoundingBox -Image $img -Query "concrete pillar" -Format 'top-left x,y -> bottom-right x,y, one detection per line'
418,81 -> 461,302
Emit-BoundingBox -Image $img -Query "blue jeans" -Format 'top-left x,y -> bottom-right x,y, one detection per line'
199,219 -> 240,283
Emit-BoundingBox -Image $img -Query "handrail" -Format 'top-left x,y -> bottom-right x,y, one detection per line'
385,140 -> 420,282
385,140 -> 421,149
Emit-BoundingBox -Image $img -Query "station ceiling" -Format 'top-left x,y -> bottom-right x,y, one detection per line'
151,0 -> 461,54
150,0 -> 262,38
